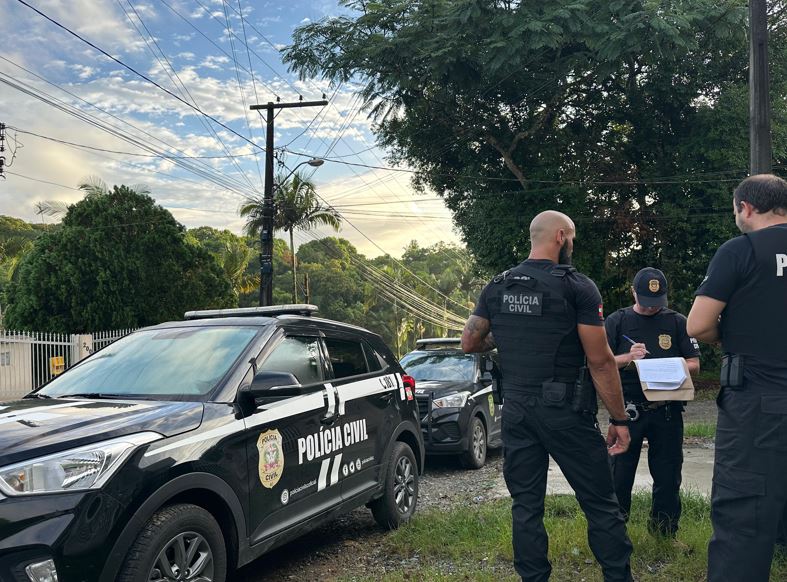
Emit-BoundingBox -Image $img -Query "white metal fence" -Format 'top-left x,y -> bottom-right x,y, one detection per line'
0,329 -> 134,401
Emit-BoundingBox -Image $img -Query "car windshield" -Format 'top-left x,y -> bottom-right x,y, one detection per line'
37,326 -> 259,400
399,351 -> 475,382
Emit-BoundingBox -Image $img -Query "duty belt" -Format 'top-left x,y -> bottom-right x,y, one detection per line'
625,400 -> 668,422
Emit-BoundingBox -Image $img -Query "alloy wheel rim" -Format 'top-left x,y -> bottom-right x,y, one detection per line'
472,423 -> 486,461
393,455 -> 415,514
148,531 -> 214,582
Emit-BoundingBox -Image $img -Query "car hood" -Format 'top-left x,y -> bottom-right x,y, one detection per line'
413,380 -> 474,398
0,398 -> 204,467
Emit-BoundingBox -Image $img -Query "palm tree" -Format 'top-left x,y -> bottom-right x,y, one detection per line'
239,172 -> 341,302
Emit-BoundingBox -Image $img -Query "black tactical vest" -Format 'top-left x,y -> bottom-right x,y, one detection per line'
720,224 -> 787,362
611,307 -> 683,401
486,262 -> 585,387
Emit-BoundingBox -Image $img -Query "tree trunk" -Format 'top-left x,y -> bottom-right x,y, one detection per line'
290,228 -> 297,303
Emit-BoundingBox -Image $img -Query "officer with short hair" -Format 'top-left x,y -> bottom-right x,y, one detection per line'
687,174 -> 787,582
605,267 -> 700,536
462,210 -> 633,582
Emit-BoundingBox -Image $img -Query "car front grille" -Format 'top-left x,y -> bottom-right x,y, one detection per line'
416,396 -> 430,420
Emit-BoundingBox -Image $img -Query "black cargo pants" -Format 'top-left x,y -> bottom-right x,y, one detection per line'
502,390 -> 633,582
708,383 -> 787,582
611,402 -> 683,535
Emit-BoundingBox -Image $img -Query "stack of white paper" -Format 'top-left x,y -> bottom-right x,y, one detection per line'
635,358 -> 686,390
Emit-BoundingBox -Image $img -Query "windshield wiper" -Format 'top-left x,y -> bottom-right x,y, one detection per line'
23,392 -> 52,399
62,393 -> 115,399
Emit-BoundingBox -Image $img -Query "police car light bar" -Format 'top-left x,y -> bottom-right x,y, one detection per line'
415,338 -> 461,347
184,304 -> 319,320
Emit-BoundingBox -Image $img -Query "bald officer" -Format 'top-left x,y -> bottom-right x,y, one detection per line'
462,211 -> 633,582
688,174 -> 787,581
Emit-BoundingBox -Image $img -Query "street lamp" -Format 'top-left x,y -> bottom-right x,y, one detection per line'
258,158 -> 324,306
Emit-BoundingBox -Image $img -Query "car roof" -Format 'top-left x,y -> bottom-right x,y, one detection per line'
140,307 -> 380,339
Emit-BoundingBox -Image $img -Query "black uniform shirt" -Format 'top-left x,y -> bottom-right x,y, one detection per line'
605,307 -> 700,401
696,224 -> 787,382
473,259 -> 605,327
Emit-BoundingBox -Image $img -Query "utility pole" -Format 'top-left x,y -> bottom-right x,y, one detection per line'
303,273 -> 310,305
750,0 -> 772,174
0,123 -> 6,179
250,99 -> 327,306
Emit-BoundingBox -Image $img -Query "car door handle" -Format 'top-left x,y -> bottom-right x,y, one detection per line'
321,383 -> 340,424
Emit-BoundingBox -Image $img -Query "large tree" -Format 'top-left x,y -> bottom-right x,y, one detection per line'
4,184 -> 234,332
284,0 -> 787,318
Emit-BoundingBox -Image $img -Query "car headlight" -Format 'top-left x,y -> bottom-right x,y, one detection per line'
0,432 -> 161,496
432,391 -> 471,408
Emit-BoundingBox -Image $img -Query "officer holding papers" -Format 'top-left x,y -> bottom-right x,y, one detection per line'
605,268 -> 700,537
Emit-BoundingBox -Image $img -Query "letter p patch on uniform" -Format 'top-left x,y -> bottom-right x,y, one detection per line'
777,253 -> 787,277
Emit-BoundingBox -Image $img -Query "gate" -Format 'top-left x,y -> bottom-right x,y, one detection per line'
0,329 -> 133,400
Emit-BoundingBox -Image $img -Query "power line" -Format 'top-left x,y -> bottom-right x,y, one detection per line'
119,0 -> 261,193
16,0 -> 270,158
9,126 -> 258,159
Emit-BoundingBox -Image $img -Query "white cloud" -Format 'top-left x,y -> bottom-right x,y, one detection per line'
199,55 -> 231,70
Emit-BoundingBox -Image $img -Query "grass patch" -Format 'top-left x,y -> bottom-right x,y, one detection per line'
684,422 -> 716,438
343,492 -> 787,581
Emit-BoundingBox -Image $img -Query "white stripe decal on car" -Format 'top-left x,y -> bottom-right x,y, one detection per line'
330,452 -> 343,486
318,457 -> 330,491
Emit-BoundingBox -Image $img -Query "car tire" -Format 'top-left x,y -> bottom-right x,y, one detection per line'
117,503 -> 227,582
370,441 -> 419,530
460,415 -> 487,470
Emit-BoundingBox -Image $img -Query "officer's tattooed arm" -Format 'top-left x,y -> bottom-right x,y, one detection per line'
461,315 -> 495,353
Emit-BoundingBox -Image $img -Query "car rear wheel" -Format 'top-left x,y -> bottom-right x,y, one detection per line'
117,503 -> 227,582
460,415 -> 487,469
370,441 -> 419,529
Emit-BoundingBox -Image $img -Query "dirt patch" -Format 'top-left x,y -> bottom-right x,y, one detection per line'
235,451 -> 509,581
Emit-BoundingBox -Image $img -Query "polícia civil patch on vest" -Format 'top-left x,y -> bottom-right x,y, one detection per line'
502,292 -> 543,315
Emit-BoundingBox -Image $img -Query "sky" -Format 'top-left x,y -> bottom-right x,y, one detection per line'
0,0 -> 461,258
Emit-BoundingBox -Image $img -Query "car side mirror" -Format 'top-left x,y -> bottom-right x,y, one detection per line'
247,370 -> 301,397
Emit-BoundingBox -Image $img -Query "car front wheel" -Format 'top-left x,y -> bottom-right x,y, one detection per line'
370,441 -> 419,529
117,503 -> 227,582
460,415 -> 487,469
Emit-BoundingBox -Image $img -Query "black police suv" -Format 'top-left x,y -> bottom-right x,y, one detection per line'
0,305 -> 424,582
399,338 -> 501,469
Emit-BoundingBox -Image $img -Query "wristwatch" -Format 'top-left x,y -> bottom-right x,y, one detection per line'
609,417 -> 631,427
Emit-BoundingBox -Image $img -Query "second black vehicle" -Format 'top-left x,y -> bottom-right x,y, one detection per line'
400,338 -> 502,469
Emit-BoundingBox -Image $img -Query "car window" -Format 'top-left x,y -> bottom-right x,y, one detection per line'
324,337 -> 369,379
362,342 -> 384,372
399,351 -> 475,382
38,327 -> 259,399
259,336 -> 323,385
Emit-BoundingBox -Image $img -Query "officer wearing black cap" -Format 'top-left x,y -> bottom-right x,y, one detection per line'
462,210 -> 633,582
688,174 -> 787,582
604,267 -> 700,536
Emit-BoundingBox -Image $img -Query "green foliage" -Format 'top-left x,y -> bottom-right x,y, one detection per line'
4,185 -> 234,332
356,492 -> 787,581
284,0 -> 787,333
684,422 -> 716,438
294,237 -> 479,357
187,226 -> 258,300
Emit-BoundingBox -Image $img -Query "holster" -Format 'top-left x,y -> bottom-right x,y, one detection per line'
720,353 -> 744,388
571,366 -> 598,414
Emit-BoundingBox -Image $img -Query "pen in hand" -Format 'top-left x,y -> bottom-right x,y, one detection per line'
622,334 -> 650,355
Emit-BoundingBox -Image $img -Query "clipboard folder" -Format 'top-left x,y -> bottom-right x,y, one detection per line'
633,357 -> 695,402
